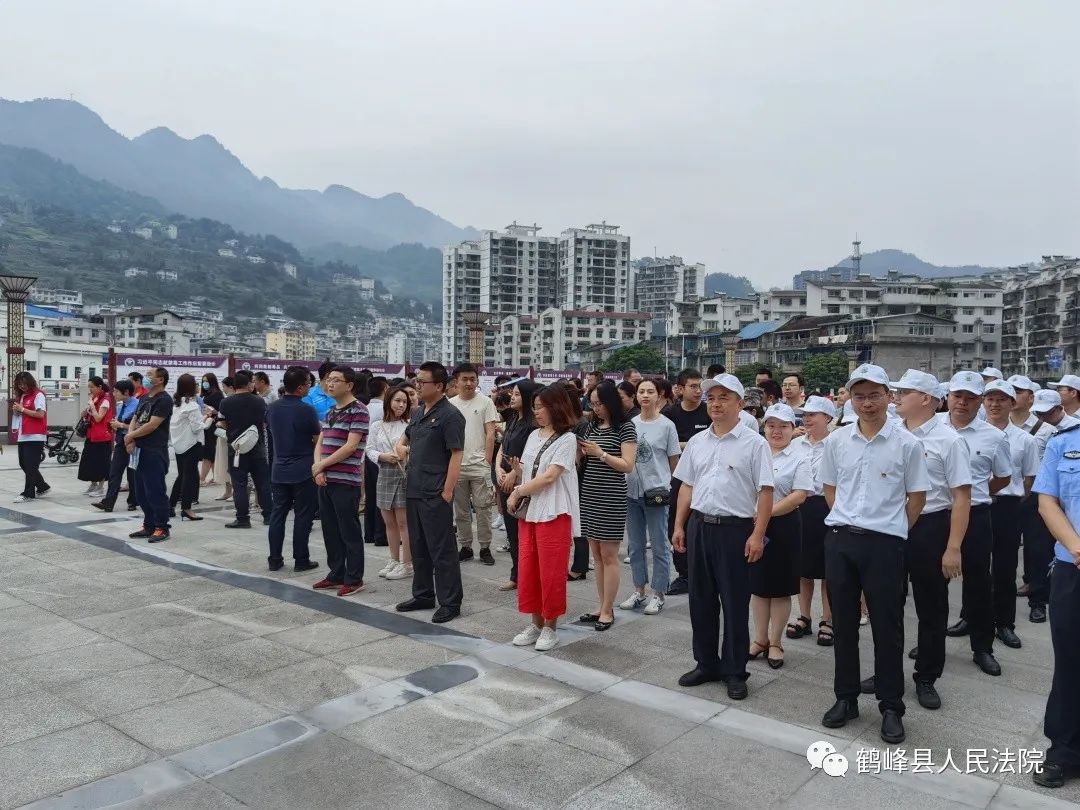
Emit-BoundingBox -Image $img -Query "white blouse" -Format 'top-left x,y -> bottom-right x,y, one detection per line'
792,434 -> 828,496
170,398 -> 208,455
520,430 -> 581,536
770,442 -> 814,501
365,419 -> 408,465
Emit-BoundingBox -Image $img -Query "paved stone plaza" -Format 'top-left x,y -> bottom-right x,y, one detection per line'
0,451 -> 1073,809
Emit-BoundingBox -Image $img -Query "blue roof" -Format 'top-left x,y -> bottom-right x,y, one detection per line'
27,305 -> 76,320
737,320 -> 783,340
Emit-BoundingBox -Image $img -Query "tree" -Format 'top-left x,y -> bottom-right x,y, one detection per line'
732,362 -> 781,388
600,343 -> 665,374
802,352 -> 851,394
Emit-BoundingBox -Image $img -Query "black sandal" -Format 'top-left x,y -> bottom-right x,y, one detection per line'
786,615 -> 811,639
817,620 -> 834,647
594,616 -> 614,631
767,644 -> 785,670
578,612 -> 600,623
749,641 -> 768,660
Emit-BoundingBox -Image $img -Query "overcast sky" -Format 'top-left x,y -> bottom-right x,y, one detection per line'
2,0 -> 1077,286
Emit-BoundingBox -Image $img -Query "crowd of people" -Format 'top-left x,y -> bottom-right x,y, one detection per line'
9,358 -> 1080,789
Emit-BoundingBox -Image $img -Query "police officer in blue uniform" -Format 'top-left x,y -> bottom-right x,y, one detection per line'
1031,422 -> 1080,789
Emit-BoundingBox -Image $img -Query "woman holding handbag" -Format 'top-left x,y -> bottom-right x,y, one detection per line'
169,374 -> 212,521
366,385 -> 412,580
506,384 -> 581,652
78,376 -> 115,497
619,378 -> 681,617
494,380 -> 537,592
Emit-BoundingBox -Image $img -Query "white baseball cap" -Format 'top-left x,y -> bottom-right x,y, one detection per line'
1049,374 -> 1080,391
983,380 -> 1017,400
701,373 -> 745,399
1031,381 -> 1043,391
846,363 -> 890,389
981,367 -> 1004,380
800,395 -> 837,419
762,403 -> 798,425
1006,374 -> 1037,392
933,383 -> 949,401
949,370 -> 985,396
1033,389 -> 1063,414
890,369 -> 939,397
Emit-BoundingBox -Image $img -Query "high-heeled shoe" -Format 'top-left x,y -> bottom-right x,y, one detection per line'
214,492 -> 232,501
181,510 -> 203,521
567,572 -> 587,582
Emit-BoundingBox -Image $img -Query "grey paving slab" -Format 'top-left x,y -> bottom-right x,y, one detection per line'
546,633 -> 670,677
337,693 -> 512,772
20,760 -> 195,810
170,636 -> 312,684
448,604 -> 549,643
108,686 -> 283,754
16,588 -> 166,621
123,618 -> 256,659
0,668 -> 40,700
0,690 -> 94,748
991,781 -> 1080,809
434,665 -> 587,726
525,693 -> 697,766
0,721 -> 154,810
432,731 -> 624,809
229,656 -> 385,712
516,651 -> 624,692
57,662 -> 216,717
0,590 -> 24,610
571,768 -> 737,810
626,654 -> 782,706
361,773 -> 499,810
171,586 -> 281,615
782,770 -> 959,809
7,640 -> 155,687
105,778 -> 247,810
600,678 -> 725,725
96,565 -> 197,589
220,601 -> 335,635
632,723 -> 815,805
171,716 -> 321,778
327,635 -> 463,680
743,671 -> 877,741
267,615 -> 393,654
0,603 -> 65,632
209,732 -> 415,810
600,612 -> 696,651
0,620 -> 105,663
79,602 -> 208,636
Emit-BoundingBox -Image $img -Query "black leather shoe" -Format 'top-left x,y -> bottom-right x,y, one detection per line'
915,680 -> 941,710
822,699 -> 859,729
128,528 -> 152,539
1030,605 -> 1047,623
973,651 -> 1002,676
294,560 -> 319,572
225,520 -> 252,529
91,501 -> 112,512
1033,762 -> 1066,789
396,597 -> 436,612
431,606 -> 460,623
946,619 -> 969,637
996,626 -> 1022,648
881,709 -> 905,744
666,576 -> 689,596
268,558 -> 284,572
478,548 -> 495,566
908,646 -> 919,660
678,668 -> 722,688
726,680 -> 748,700
458,547 -> 474,562
860,675 -> 876,694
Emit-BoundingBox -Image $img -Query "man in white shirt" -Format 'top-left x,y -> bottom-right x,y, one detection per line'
941,371 -> 1012,677
982,380 -> 1040,650
872,370 -> 971,712
819,364 -> 929,744
449,363 -> 500,566
671,373 -> 774,701
1048,373 -> 1080,417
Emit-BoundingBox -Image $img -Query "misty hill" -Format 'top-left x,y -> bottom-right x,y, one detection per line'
705,271 -> 756,298
0,98 -> 477,252
828,249 -> 999,279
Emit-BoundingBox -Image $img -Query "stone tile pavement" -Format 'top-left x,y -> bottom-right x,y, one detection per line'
0,452 -> 1073,808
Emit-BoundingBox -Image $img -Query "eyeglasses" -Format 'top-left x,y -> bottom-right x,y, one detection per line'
416,379 -> 439,387
851,393 -> 887,404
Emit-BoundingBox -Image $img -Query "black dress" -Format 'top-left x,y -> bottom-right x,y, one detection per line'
201,388 -> 223,461
751,510 -> 802,597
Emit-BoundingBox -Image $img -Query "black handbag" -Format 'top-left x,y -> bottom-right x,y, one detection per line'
74,416 -> 90,438
643,487 -> 671,507
512,433 -> 559,520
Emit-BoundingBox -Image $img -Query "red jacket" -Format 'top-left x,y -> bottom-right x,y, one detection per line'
18,389 -> 47,439
86,392 -> 115,443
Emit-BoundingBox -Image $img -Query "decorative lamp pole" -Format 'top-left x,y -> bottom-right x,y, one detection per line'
0,272 -> 37,444
461,310 -> 492,366
722,333 -> 740,374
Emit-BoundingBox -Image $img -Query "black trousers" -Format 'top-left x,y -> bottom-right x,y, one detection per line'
318,483 -> 364,585
169,445 -> 202,511
17,441 -> 47,498
269,479 -> 317,565
958,505 -> 995,653
991,495 -> 1024,630
135,446 -> 170,531
687,513 -> 753,681
229,452 -> 272,522
669,478 -> 688,580
102,438 -> 137,509
497,489 -> 519,582
907,509 -> 951,684
1046,561 -> 1080,769
825,526 -> 906,715
570,536 -> 589,576
1024,497 -> 1054,609
364,458 -> 387,545
407,494 -> 463,609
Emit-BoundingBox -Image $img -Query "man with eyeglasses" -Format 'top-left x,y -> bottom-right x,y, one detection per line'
1048,373 -> 1080,418
819,364 -> 929,745
394,361 -> 466,623
941,371 -> 1012,677
661,368 -> 710,596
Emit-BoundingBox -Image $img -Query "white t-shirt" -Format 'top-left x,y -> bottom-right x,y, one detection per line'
449,393 -> 500,474
520,430 -> 581,536
14,392 -> 47,442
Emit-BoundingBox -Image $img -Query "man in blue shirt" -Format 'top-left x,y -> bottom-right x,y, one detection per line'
93,379 -> 140,513
1031,423 -> 1080,789
266,366 -> 322,573
303,360 -> 337,423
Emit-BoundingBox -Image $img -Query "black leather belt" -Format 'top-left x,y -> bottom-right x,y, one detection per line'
693,511 -> 753,527
834,525 -> 895,538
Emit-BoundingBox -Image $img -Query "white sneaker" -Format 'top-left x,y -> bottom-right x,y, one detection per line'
534,627 -> 558,652
643,595 -> 665,615
619,592 -> 647,610
513,624 -> 542,646
622,555 -> 631,564
492,514 -> 505,531
385,561 -> 411,580
377,560 -> 398,578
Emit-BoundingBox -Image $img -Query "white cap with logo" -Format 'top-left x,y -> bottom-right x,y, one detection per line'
701,373 -> 745,399
762,403 -> 798,424
1033,389 -> 1063,414
800,395 -> 837,419
1006,374 -> 1037,392
981,367 -> 1004,380
949,370 -> 985,396
890,369 -> 940,396
984,379 -> 1017,400
1049,374 -> 1080,391
846,363 -> 890,389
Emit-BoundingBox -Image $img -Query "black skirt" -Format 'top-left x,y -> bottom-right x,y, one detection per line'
77,439 -> 112,481
799,495 -> 829,580
750,509 -> 802,598
201,428 -> 217,461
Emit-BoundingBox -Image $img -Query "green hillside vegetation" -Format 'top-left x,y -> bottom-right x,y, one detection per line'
704,271 -> 756,297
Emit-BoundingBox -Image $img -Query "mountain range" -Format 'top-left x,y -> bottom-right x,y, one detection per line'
822,248 -> 998,281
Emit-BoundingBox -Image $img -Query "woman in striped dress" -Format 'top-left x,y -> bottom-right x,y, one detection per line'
366,386 -> 412,580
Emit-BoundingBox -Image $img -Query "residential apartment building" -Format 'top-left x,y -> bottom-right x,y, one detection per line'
496,315 -> 538,368
265,325 -> 317,360
109,309 -> 192,354
442,240 -> 482,363
755,289 -> 806,323
666,295 -> 757,338
479,223 -> 558,324
534,308 -> 649,369
633,256 -> 706,335
556,223 -> 632,313
1000,255 -> 1080,377
29,287 -> 83,314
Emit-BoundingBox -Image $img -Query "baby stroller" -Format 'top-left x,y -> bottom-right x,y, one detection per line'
45,426 -> 80,465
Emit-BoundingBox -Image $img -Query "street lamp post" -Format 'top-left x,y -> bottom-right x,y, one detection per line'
0,272 -> 37,445
460,310 -> 492,367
